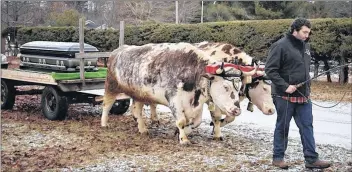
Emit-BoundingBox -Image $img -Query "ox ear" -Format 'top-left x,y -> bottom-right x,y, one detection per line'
202,73 -> 215,80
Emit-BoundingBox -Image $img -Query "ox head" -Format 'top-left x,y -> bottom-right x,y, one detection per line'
246,71 -> 275,115
203,64 -> 243,116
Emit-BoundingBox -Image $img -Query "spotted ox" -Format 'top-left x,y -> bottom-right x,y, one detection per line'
194,41 -> 254,65
194,42 -> 275,115
101,43 -> 254,144
243,70 -> 275,115
215,71 -> 275,128
145,42 -> 274,139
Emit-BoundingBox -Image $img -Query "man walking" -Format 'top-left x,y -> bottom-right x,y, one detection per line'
265,18 -> 332,169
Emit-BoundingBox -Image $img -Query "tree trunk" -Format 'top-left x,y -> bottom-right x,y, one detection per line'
313,60 -> 319,79
341,57 -> 349,84
343,65 -> 349,83
323,59 -> 332,82
339,57 -> 346,84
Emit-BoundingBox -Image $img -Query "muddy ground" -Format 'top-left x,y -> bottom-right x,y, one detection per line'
1,81 -> 352,172
2,56 -> 352,171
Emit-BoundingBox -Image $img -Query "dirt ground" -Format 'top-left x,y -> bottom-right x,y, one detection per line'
309,81 -> 352,102
1,56 -> 352,171
1,81 -> 351,171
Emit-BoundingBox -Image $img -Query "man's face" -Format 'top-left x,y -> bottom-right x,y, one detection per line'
293,26 -> 311,41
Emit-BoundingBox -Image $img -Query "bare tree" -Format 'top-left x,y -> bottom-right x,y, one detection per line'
125,1 -> 153,21
148,1 -> 174,23
178,0 -> 201,23
1,1 -> 43,55
101,1 -> 118,28
1,1 -> 42,27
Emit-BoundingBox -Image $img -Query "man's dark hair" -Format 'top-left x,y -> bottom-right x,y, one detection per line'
290,18 -> 311,34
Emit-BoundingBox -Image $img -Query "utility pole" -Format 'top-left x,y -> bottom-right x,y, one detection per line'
175,1 -> 179,24
0,1 -> 2,54
201,1 -> 204,23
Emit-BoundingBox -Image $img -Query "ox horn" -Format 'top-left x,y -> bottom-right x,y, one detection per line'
242,64 -> 259,76
215,62 -> 224,74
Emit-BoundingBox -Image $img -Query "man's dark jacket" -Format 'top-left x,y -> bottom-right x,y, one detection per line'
265,33 -> 311,97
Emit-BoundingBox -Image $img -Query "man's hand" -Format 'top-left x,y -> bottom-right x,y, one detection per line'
285,85 -> 297,94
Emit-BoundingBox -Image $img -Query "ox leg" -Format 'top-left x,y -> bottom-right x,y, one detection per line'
175,115 -> 191,145
184,104 -> 204,136
150,104 -> 159,126
210,107 -> 224,141
170,103 -> 191,145
101,92 -> 117,127
210,115 -> 236,127
132,100 -> 149,135
219,116 -> 236,127
192,104 -> 204,129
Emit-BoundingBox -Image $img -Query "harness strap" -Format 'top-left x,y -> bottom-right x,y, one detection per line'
244,84 -> 251,102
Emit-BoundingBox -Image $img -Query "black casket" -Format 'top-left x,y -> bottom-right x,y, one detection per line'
19,41 -> 100,72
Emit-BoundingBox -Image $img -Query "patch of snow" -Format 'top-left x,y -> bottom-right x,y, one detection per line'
153,99 -> 351,150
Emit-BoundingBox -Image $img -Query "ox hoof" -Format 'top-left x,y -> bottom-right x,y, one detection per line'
139,130 -> 149,136
213,136 -> 224,141
180,139 -> 191,145
174,128 -> 180,136
101,124 -> 110,128
211,127 -> 215,135
132,116 -> 138,122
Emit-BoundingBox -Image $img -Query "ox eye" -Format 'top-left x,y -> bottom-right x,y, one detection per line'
263,87 -> 267,91
230,92 -> 235,99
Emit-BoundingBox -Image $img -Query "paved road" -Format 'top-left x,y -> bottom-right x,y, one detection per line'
155,99 -> 352,150
82,88 -> 351,149
230,99 -> 352,150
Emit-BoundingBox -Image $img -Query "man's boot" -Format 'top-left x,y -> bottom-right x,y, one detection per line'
305,160 -> 331,169
272,160 -> 289,169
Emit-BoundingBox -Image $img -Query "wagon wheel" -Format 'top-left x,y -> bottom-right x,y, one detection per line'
1,79 -> 16,110
41,86 -> 68,120
110,99 -> 131,115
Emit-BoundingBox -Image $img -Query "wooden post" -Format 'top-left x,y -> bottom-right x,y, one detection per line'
119,21 -> 124,47
79,18 -> 86,87
201,1 -> 204,23
0,1 -> 2,54
175,1 -> 179,24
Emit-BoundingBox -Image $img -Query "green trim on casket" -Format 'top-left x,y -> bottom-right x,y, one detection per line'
51,68 -> 107,80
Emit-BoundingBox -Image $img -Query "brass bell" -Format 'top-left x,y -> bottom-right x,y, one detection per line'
247,102 -> 254,112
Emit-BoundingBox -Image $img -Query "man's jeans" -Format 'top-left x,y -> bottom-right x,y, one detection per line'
272,96 -> 319,163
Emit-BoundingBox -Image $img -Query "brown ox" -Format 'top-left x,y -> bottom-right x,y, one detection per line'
101,42 -> 255,144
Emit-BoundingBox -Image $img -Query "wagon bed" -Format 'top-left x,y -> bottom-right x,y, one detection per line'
1,58 -> 130,121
